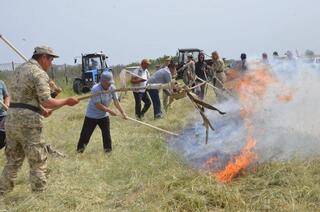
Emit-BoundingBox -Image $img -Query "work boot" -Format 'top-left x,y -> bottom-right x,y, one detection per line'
77,148 -> 85,153
154,113 -> 163,120
104,149 -> 112,157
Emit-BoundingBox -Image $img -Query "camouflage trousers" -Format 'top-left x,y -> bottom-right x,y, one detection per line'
163,90 -> 170,112
0,125 -> 47,193
213,72 -> 227,102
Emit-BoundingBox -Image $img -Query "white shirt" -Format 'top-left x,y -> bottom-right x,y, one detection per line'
132,68 -> 149,93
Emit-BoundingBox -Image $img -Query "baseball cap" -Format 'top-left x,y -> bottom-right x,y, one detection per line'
33,46 -> 59,58
100,71 -> 114,84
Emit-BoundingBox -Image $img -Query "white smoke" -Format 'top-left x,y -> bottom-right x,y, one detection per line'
255,60 -> 320,161
169,59 -> 320,168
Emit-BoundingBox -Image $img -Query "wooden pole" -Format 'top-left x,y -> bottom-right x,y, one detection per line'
77,84 -> 170,101
64,64 -> 68,85
189,82 -> 206,90
77,87 -> 140,101
125,70 -> 145,80
196,76 -> 233,98
0,34 -> 28,61
126,116 -> 179,136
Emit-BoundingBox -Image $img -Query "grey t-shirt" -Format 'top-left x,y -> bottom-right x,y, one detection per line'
86,83 -> 118,119
0,80 -> 8,116
147,67 -> 172,84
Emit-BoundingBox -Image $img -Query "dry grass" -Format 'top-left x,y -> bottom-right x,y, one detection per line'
0,86 -> 319,211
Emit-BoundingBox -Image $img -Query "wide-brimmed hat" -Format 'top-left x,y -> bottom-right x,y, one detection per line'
33,46 -> 59,58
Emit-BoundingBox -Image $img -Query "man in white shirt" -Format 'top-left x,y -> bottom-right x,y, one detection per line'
131,59 -> 151,120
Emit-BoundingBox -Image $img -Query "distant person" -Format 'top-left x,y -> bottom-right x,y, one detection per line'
131,59 -> 151,120
284,50 -> 297,69
178,53 -> 195,86
285,50 -> 295,61
207,51 -> 226,101
240,53 -> 248,71
161,56 -> 172,69
195,52 -> 208,100
0,80 -> 10,149
261,53 -> 269,65
90,58 -> 99,70
161,56 -> 173,110
273,51 -> 279,59
147,62 -> 177,118
272,51 -> 281,64
77,71 -> 127,154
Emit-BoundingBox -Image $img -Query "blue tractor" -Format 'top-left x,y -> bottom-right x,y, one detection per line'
73,52 -> 111,94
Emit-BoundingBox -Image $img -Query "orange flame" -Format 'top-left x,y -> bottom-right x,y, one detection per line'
207,66 -> 278,182
215,135 -> 256,182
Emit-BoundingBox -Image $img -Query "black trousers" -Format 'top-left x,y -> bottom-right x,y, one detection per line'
133,92 -> 151,118
77,116 -> 111,152
0,116 -> 5,149
0,131 -> 5,149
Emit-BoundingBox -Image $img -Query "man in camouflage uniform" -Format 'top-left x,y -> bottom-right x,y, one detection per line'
207,51 -> 226,101
178,53 -> 195,86
0,46 -> 79,194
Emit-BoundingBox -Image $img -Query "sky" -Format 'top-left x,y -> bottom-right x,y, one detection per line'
1,0 -> 320,65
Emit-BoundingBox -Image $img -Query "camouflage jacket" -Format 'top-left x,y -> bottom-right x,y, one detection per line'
208,59 -> 225,76
6,59 -> 51,128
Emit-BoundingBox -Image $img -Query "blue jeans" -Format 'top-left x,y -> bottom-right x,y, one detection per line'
148,89 -> 162,117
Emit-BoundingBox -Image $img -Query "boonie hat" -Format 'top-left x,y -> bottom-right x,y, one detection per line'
33,46 -> 59,58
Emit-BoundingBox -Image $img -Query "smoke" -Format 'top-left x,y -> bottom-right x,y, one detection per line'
256,60 -> 320,161
169,59 -> 320,170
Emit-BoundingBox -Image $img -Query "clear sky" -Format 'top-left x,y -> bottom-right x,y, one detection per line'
1,0 -> 320,65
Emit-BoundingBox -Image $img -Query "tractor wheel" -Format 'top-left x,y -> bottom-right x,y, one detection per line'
73,79 -> 83,94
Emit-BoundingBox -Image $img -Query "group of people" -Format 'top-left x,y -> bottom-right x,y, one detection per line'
176,51 -> 227,101
0,46 -> 178,195
239,50 -> 301,70
0,44 -> 304,195
130,57 -> 176,120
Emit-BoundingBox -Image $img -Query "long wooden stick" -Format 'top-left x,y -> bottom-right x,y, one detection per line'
196,76 -> 233,98
189,82 -> 206,90
125,70 -> 146,80
77,87 -> 144,101
125,116 -> 179,136
77,84 -> 171,101
0,34 -> 28,61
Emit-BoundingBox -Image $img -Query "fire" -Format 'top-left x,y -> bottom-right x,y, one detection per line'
207,66 -> 277,182
215,135 -> 256,182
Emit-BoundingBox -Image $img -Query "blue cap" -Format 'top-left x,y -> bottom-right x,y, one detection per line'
100,71 -> 114,84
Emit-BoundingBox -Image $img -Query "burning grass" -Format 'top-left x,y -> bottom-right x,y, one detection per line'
0,75 -> 319,211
